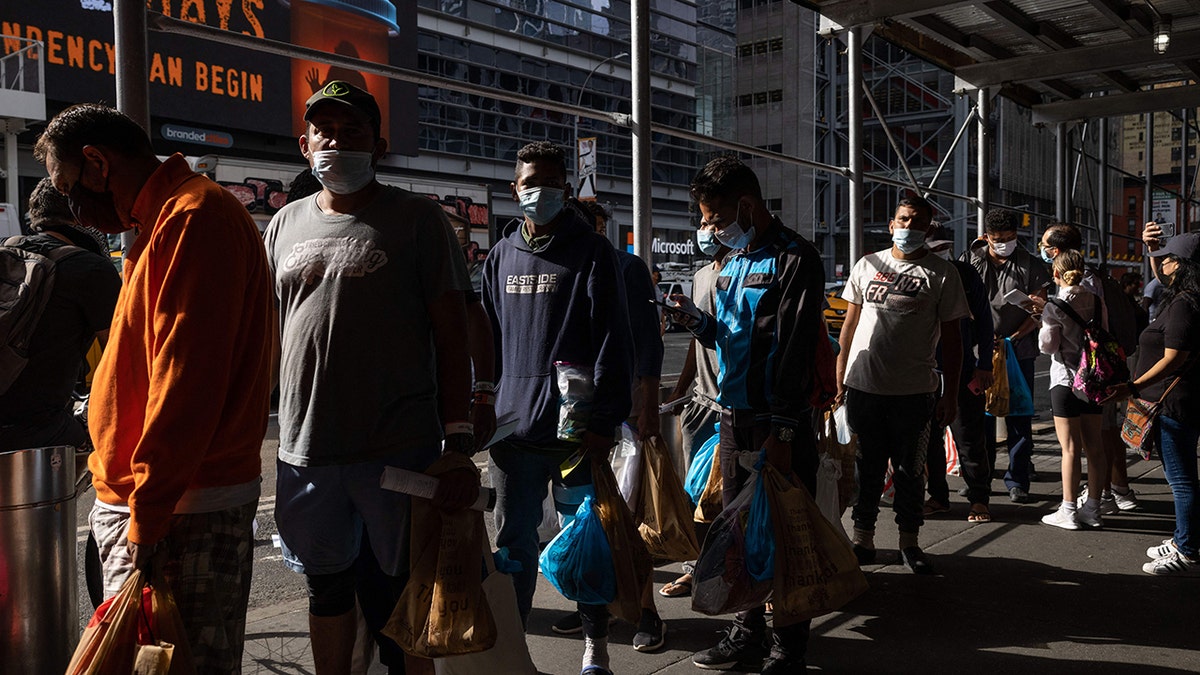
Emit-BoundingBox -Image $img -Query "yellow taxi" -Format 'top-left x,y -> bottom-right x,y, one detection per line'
824,283 -> 848,335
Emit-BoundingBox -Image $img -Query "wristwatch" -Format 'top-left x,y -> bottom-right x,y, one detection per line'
444,432 -> 476,457
772,424 -> 795,443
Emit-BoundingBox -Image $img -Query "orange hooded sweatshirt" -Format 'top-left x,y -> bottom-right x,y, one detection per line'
89,154 -> 273,546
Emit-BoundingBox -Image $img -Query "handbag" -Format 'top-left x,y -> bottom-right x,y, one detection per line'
1121,356 -> 1199,460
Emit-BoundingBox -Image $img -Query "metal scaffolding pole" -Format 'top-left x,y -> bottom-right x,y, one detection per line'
1145,112 -> 1154,280
976,88 -> 989,237
1056,122 -> 1067,222
848,27 -> 864,264
1182,108 -> 1190,233
114,0 -> 149,253
631,0 -> 652,262
1099,117 -> 1109,272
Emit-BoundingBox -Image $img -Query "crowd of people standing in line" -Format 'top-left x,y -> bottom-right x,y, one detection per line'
8,79 -> 1196,675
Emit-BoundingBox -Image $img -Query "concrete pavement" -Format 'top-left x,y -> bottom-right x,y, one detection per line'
239,423 -> 1200,674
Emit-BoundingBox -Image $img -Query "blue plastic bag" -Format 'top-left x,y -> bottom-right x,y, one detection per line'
684,425 -> 719,506
538,495 -> 616,604
1005,338 -> 1035,417
744,463 -> 775,582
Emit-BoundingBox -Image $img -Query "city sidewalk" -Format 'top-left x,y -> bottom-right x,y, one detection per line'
241,422 -> 1200,674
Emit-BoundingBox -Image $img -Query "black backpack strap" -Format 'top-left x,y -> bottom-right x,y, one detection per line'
1047,296 -> 1091,330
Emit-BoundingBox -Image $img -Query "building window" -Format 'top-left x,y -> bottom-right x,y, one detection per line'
1128,196 -> 1137,215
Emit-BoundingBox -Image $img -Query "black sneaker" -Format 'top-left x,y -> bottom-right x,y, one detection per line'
551,611 -> 583,635
900,546 -> 935,575
853,544 -> 876,565
693,624 -> 767,670
632,610 -> 666,652
761,650 -> 807,674
1008,487 -> 1032,504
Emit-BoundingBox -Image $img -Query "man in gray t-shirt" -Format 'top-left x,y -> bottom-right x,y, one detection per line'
265,81 -> 476,674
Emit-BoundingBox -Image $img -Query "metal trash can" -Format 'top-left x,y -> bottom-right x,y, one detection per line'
0,445 -> 78,672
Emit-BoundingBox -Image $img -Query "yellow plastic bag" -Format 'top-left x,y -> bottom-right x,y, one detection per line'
590,455 -> 653,624
984,341 -> 1009,417
762,464 -> 868,627
638,436 -> 701,562
693,442 -> 724,524
386,454 -> 496,658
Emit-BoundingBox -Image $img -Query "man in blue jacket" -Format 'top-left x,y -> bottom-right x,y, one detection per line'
481,141 -> 633,675
669,156 -> 826,674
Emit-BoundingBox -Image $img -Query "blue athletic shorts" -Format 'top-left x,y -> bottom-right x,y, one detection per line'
274,453 -> 435,576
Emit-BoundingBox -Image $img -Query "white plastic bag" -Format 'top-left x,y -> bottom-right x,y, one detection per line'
611,424 -> 642,514
832,405 -> 851,445
815,452 -> 850,545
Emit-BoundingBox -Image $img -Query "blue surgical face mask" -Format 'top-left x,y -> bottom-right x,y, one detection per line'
892,227 -> 926,254
714,202 -> 754,250
697,229 -> 720,256
518,186 -> 565,226
310,149 -> 375,195
1040,247 -> 1055,264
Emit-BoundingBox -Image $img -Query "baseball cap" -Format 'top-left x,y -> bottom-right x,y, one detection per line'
926,223 -> 954,250
304,81 -> 381,133
1148,231 -> 1200,263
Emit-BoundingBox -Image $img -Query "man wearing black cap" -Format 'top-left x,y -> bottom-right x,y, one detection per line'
0,177 -> 120,454
265,81 -> 478,674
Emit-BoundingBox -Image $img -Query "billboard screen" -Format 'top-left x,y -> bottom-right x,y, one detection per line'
1,0 -> 417,154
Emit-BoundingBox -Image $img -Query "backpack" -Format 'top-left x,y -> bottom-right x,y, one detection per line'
1094,271 -> 1141,356
1047,294 -> 1131,404
0,236 -> 86,395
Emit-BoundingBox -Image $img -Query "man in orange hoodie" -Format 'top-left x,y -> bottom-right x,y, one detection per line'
36,104 -> 273,673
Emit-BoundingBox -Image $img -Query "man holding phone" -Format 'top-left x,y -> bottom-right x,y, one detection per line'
962,210 -> 1051,504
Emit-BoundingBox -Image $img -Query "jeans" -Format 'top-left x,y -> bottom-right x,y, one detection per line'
985,357 -> 1035,491
1158,415 -> 1200,558
848,389 -> 935,534
927,371 -> 991,506
718,408 -> 817,658
489,442 -> 609,637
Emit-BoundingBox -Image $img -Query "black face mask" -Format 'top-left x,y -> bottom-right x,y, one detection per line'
68,164 -> 127,234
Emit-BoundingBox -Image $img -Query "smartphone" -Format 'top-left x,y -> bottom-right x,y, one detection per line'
1003,288 -> 1032,307
649,298 -> 679,311
1158,222 -> 1176,238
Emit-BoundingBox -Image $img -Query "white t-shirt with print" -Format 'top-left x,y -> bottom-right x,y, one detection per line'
842,249 -> 970,395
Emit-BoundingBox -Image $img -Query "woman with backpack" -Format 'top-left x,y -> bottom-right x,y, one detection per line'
1105,232 -> 1200,575
1038,249 -> 1110,530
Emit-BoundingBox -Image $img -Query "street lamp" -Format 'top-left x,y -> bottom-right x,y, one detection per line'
573,52 -> 629,192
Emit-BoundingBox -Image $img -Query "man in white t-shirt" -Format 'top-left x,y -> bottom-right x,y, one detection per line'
836,196 -> 969,575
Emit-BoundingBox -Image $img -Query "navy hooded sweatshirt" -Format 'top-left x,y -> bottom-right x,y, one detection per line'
481,202 -> 634,448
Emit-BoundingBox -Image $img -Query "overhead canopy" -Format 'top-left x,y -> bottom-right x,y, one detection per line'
794,0 -> 1200,123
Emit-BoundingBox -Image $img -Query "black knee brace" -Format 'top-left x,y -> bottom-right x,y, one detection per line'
306,568 -> 357,617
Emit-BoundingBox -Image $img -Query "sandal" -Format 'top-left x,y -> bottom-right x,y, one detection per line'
659,573 -> 693,598
967,504 -> 992,523
923,498 -> 950,516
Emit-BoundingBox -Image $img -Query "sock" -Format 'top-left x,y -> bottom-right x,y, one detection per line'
1062,500 -> 1076,511
1100,489 -> 1114,499
1084,498 -> 1100,510
583,636 -> 609,672
852,528 -> 875,550
1111,484 -> 1131,496
898,531 -> 919,550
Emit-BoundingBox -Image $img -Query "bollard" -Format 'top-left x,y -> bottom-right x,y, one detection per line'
0,446 -> 78,672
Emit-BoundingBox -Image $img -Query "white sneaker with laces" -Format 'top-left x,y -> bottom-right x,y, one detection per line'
1142,549 -> 1199,576
1147,538 -> 1178,559
1076,500 -> 1104,529
1075,487 -> 1118,514
1112,488 -> 1139,511
1041,504 -> 1080,530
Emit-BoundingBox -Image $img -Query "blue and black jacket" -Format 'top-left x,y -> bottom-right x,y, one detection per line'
481,202 -> 634,447
691,217 -> 826,430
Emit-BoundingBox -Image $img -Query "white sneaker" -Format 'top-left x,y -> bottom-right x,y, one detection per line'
1112,488 -> 1140,511
1041,504 -> 1080,530
1142,549 -> 1199,576
1076,500 -> 1104,529
1147,538 -> 1178,559
1075,487 -> 1118,515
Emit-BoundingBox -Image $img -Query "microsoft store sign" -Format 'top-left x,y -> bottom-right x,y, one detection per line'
652,237 -> 695,256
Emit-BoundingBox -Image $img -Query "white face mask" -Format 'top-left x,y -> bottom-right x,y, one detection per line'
714,202 -> 754,250
311,150 -> 375,195
991,239 -> 1018,258
517,186 -> 565,226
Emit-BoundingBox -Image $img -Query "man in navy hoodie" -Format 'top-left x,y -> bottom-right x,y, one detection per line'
481,141 -> 633,675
